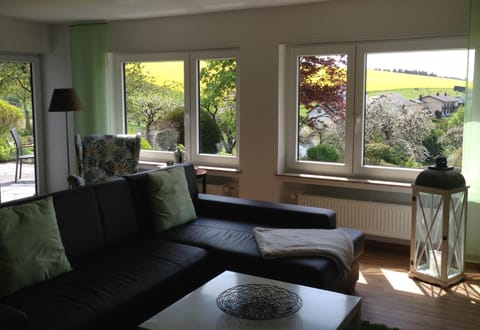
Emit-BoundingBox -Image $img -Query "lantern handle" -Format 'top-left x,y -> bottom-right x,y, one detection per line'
428,155 -> 453,171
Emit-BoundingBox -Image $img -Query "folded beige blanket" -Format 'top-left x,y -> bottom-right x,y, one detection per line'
253,227 -> 353,279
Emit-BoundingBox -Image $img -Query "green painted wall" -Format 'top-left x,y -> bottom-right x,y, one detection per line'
70,23 -> 110,135
464,0 -> 480,263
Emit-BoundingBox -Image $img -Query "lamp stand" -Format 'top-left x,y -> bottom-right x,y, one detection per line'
65,111 -> 71,176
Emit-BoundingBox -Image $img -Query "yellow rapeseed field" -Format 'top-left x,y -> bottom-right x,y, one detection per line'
366,70 -> 465,92
139,62 -> 467,96
142,61 -> 184,85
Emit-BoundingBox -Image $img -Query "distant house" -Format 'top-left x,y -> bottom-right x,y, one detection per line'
419,94 -> 459,116
307,105 -> 335,128
453,85 -> 466,93
368,92 -> 412,109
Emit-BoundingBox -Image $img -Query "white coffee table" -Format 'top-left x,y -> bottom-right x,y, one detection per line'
138,271 -> 361,330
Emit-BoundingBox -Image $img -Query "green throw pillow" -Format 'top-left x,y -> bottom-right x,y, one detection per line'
0,196 -> 72,298
147,166 -> 197,231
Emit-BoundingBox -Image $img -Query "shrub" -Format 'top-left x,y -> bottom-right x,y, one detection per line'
0,99 -> 24,136
0,99 -> 24,161
306,144 -> 340,162
140,137 -> 152,150
423,129 -> 444,164
164,107 -> 185,146
164,107 -> 221,154
0,137 -> 13,162
199,110 -> 222,154
365,143 -> 395,165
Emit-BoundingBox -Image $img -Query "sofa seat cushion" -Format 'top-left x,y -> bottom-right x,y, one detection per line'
160,218 -> 364,291
1,236 -> 213,330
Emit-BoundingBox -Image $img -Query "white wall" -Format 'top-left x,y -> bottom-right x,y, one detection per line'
105,0 -> 470,201
41,25 -> 74,192
0,16 -> 50,54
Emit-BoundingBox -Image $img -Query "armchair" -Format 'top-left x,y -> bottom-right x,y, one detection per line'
68,134 -> 141,188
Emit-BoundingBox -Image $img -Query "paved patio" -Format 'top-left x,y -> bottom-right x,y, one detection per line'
0,161 -> 36,203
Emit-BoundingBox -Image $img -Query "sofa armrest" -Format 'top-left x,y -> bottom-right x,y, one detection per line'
196,194 -> 336,229
0,304 -> 28,330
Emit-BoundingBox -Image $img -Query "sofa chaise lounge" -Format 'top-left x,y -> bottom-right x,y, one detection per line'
0,163 -> 364,330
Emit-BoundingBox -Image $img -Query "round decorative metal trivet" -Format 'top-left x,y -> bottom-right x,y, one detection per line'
216,284 -> 303,320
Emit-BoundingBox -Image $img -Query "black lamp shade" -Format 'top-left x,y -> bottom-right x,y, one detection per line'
48,88 -> 82,112
415,155 -> 466,189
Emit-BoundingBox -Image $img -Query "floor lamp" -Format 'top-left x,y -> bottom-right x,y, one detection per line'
48,88 -> 82,177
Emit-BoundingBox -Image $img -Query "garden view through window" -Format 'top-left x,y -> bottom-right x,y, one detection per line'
123,56 -> 237,160
124,60 -> 185,152
363,50 -> 468,169
297,54 -> 348,164
295,46 -> 470,177
198,58 -> 237,156
0,59 -> 37,202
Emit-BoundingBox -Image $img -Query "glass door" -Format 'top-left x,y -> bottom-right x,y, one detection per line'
0,58 -> 38,202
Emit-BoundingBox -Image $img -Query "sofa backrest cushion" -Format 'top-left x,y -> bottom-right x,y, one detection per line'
124,163 -> 198,232
93,178 -> 139,245
0,196 -> 72,298
52,186 -> 105,263
147,166 -> 197,231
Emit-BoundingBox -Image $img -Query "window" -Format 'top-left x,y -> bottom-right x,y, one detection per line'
116,50 -> 239,168
192,51 -> 239,166
283,38 -> 470,182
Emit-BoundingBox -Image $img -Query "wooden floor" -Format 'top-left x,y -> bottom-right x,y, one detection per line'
355,241 -> 480,330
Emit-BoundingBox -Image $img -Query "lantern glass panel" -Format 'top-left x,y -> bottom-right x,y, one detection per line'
447,191 -> 466,278
414,192 -> 444,277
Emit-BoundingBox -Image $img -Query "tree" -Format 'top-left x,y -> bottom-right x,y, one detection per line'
296,55 -> 348,158
164,107 -> 222,154
129,84 -> 183,147
298,55 -> 347,123
0,62 -> 33,132
422,128 -> 444,164
199,59 -> 237,154
124,63 -> 183,148
365,93 -> 433,166
438,105 -> 464,164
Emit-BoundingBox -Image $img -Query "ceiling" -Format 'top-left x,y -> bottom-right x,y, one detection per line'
0,0 -> 333,24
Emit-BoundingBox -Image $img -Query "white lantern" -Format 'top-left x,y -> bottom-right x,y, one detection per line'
409,156 -> 468,288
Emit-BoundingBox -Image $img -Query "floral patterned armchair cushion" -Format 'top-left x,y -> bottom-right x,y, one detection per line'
68,134 -> 141,188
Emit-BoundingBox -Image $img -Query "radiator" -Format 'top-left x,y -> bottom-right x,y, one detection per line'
204,183 -> 238,197
297,194 -> 411,240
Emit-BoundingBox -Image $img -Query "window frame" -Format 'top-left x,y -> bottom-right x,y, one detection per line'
282,37 -> 469,182
190,49 -> 240,168
113,49 -> 240,168
285,44 -> 356,177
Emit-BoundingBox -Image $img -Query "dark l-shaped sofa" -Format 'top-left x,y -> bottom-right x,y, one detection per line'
0,163 -> 364,330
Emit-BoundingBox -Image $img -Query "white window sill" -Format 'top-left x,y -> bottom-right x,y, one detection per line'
276,172 -> 412,194
138,160 -> 240,176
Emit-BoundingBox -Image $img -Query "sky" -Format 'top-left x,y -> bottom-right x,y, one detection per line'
367,49 -> 474,80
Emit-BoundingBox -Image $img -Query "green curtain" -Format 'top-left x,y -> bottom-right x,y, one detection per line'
464,0 -> 480,263
70,23 -> 110,135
